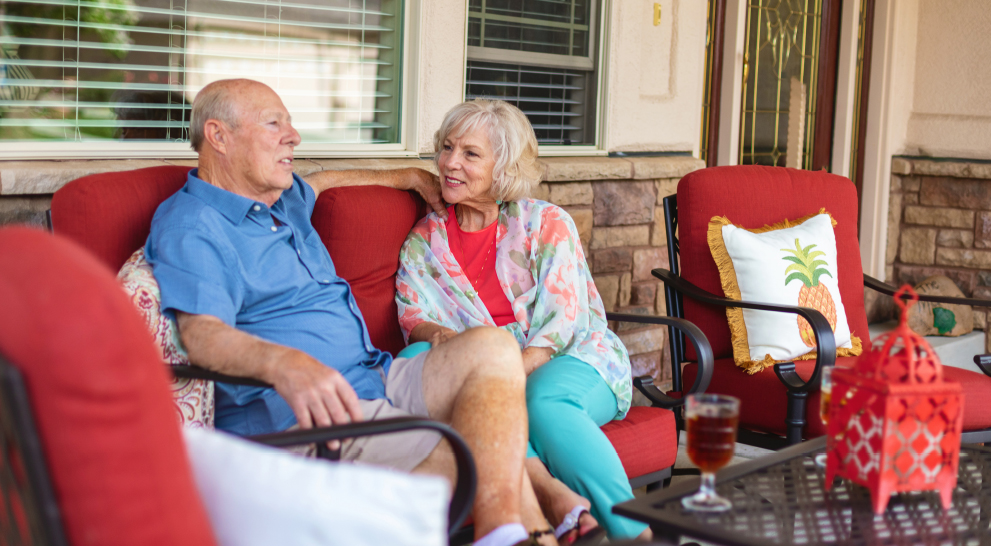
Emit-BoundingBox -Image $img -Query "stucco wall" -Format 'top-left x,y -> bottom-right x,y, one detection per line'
906,0 -> 991,160
413,1 -> 468,156
603,0 -> 708,154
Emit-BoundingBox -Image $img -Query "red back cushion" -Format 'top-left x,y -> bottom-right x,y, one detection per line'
313,186 -> 429,356
677,166 -> 868,360
0,227 -> 216,546
50,165 -> 192,271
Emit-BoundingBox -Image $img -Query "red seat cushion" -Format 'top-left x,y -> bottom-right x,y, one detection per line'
50,165 -> 192,272
676,166 -> 868,362
0,227 -> 216,546
682,356 -> 991,438
313,186 -> 429,356
941,367 -> 991,431
600,406 -> 677,479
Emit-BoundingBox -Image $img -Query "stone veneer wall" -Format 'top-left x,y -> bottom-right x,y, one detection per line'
0,155 -> 703,395
886,156 -> 991,350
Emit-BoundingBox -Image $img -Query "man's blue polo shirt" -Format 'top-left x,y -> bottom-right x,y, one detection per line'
146,169 -> 392,436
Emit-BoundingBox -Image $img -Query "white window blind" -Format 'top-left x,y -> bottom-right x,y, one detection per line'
465,0 -> 598,146
0,0 -> 403,146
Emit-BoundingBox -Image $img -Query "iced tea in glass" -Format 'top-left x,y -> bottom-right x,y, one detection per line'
682,394 -> 740,512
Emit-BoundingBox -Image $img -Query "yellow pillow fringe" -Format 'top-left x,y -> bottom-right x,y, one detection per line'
706,209 -> 863,374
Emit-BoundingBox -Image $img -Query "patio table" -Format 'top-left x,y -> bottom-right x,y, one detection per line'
614,437 -> 991,546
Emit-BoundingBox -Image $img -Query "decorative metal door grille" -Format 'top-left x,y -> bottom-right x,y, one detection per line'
739,0 -> 824,169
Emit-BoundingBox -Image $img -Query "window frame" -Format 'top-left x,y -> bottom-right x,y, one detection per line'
462,0 -> 609,157
0,0 -> 420,160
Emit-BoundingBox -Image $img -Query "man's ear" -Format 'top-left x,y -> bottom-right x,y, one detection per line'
202,119 -> 229,155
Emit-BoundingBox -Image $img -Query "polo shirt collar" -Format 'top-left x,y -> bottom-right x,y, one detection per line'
186,168 -> 263,224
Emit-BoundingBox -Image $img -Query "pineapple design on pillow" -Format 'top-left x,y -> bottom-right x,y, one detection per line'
782,238 -> 837,347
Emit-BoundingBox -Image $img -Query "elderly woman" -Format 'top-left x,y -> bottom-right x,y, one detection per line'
395,100 -> 649,542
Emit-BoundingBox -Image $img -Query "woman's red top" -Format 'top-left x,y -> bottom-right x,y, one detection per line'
446,207 -> 516,327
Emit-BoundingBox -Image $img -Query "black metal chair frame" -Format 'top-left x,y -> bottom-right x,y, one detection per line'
658,194 -> 991,449
0,354 -> 476,546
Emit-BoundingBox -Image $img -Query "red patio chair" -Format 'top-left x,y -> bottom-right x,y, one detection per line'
655,165 -> 991,448
0,226 -> 476,545
49,165 -> 713,500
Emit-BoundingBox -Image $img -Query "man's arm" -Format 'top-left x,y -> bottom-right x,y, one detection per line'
304,168 -> 447,217
176,312 -> 363,429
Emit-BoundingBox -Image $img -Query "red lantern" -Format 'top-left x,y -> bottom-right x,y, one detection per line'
824,285 -> 963,514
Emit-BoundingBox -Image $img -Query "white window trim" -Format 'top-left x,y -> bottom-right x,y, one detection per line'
463,0 -> 609,157
0,1 -> 421,160
466,46 -> 594,71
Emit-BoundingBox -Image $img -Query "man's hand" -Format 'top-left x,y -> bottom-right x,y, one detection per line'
398,167 -> 446,218
410,322 -> 459,348
267,350 -> 364,433
176,312 -> 364,443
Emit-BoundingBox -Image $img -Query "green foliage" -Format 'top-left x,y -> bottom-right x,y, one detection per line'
781,238 -> 831,287
4,0 -> 138,59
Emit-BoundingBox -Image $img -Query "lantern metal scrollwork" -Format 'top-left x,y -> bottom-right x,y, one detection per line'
824,285 -> 963,513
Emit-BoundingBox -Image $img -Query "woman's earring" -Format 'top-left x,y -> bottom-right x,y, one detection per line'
496,200 -> 503,205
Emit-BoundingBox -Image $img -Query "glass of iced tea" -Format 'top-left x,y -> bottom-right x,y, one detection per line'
682,394 -> 740,512
814,366 -> 833,467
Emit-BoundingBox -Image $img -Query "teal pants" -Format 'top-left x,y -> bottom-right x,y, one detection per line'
396,344 -> 645,539
525,355 -> 647,539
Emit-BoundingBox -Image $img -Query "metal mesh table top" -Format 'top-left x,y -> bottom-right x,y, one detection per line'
615,439 -> 991,546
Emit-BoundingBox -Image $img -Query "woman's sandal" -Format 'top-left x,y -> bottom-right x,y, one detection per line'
555,508 -> 606,546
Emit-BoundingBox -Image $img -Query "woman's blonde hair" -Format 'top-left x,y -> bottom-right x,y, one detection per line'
434,100 -> 542,202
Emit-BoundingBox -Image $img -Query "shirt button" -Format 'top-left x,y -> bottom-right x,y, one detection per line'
322,279 -> 330,283
270,226 -> 277,232
297,249 -> 301,255
253,205 -> 261,211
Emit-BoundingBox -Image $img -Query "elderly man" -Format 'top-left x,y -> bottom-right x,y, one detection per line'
146,79 -> 547,546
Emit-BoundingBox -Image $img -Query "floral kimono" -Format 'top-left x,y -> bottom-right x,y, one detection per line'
396,199 -> 632,418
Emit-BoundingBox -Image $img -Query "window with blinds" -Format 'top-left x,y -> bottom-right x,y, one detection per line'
0,0 -> 403,147
465,0 -> 599,147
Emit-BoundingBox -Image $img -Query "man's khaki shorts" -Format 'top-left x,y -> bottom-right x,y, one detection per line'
340,349 -> 442,472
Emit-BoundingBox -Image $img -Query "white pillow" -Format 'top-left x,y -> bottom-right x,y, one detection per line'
709,211 -> 862,373
183,427 -> 449,546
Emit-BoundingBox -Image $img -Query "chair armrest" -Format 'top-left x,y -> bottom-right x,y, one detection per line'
651,268 -> 835,393
974,356 -> 991,377
170,365 -> 270,388
249,417 -> 477,534
606,313 -> 713,407
865,274 -> 991,308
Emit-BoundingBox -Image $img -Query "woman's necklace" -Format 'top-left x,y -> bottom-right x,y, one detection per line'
454,205 -> 496,288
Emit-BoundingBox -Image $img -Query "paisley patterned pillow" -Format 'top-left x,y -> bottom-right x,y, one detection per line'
118,247 -> 215,429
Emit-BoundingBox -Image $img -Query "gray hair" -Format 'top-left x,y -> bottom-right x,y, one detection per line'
434,100 -> 541,202
189,80 -> 245,151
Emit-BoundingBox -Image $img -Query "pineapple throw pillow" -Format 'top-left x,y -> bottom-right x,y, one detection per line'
707,209 -> 862,373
